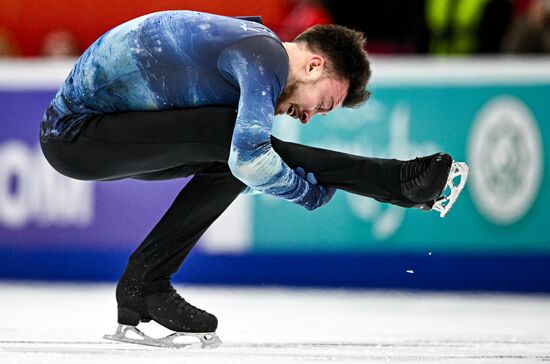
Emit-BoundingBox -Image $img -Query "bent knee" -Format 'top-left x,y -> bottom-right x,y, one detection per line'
40,138 -> 100,181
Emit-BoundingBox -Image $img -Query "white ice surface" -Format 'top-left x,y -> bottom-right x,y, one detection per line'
0,282 -> 549,363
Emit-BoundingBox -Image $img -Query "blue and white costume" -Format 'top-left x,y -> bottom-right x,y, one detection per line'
41,11 -> 326,209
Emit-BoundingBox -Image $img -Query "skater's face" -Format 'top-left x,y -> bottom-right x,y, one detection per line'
276,56 -> 349,125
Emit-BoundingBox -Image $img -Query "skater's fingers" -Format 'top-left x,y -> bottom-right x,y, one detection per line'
295,167 -> 318,185
306,172 -> 318,185
295,167 -> 306,179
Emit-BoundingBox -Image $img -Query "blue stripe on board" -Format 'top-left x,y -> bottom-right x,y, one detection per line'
0,246 -> 548,293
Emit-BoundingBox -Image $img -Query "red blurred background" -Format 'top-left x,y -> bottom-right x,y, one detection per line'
2,0 -> 546,57
0,0 -> 290,56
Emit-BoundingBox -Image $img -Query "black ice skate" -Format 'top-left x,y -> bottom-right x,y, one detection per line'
400,153 -> 469,217
104,287 -> 221,348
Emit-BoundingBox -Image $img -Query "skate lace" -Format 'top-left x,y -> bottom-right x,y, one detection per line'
161,288 -> 208,316
400,157 -> 431,188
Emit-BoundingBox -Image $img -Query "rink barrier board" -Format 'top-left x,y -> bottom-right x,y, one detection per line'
1,59 -> 549,291
0,246 -> 549,293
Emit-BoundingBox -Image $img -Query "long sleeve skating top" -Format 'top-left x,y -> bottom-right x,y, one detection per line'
40,11 -> 328,209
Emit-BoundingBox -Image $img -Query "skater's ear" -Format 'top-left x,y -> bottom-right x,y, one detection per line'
305,55 -> 325,82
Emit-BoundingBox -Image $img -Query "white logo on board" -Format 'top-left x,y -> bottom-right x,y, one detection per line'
468,96 -> 543,225
0,141 -> 94,229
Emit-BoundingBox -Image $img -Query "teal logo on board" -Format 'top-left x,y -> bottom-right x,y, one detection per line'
344,102 -> 441,239
468,96 -> 543,225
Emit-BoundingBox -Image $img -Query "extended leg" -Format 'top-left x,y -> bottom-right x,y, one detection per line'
269,136 -> 408,206
269,137 -> 467,214
269,137 -> 467,212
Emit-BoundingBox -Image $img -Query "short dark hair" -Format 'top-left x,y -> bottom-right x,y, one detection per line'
293,24 -> 371,108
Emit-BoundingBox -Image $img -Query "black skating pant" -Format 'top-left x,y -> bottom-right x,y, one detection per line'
40,107 -> 408,300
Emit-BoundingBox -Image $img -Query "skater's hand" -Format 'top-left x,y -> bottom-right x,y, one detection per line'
295,167 -> 337,210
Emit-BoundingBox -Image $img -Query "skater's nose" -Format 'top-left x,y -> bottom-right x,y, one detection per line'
300,111 -> 313,124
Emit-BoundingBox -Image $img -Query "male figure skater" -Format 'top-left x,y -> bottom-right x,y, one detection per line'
39,11 -> 468,347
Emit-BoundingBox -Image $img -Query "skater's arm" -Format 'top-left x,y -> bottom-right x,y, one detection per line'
218,36 -> 331,210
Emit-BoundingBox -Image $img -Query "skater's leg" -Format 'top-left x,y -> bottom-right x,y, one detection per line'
270,137 -> 454,208
40,107 -> 237,181
116,162 -> 245,331
269,136 -> 409,206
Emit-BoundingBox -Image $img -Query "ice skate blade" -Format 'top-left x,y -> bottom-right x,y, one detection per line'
103,324 -> 222,348
432,161 -> 469,218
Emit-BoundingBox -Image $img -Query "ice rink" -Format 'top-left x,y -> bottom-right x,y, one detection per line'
0,282 -> 549,363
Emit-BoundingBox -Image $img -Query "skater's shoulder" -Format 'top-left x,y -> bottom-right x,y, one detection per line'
137,10 -> 278,40
217,35 -> 288,90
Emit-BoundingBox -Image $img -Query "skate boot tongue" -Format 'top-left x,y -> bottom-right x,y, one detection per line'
146,287 -> 218,333
161,289 -> 208,316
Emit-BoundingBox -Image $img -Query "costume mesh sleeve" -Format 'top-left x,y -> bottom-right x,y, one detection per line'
218,36 -> 326,209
